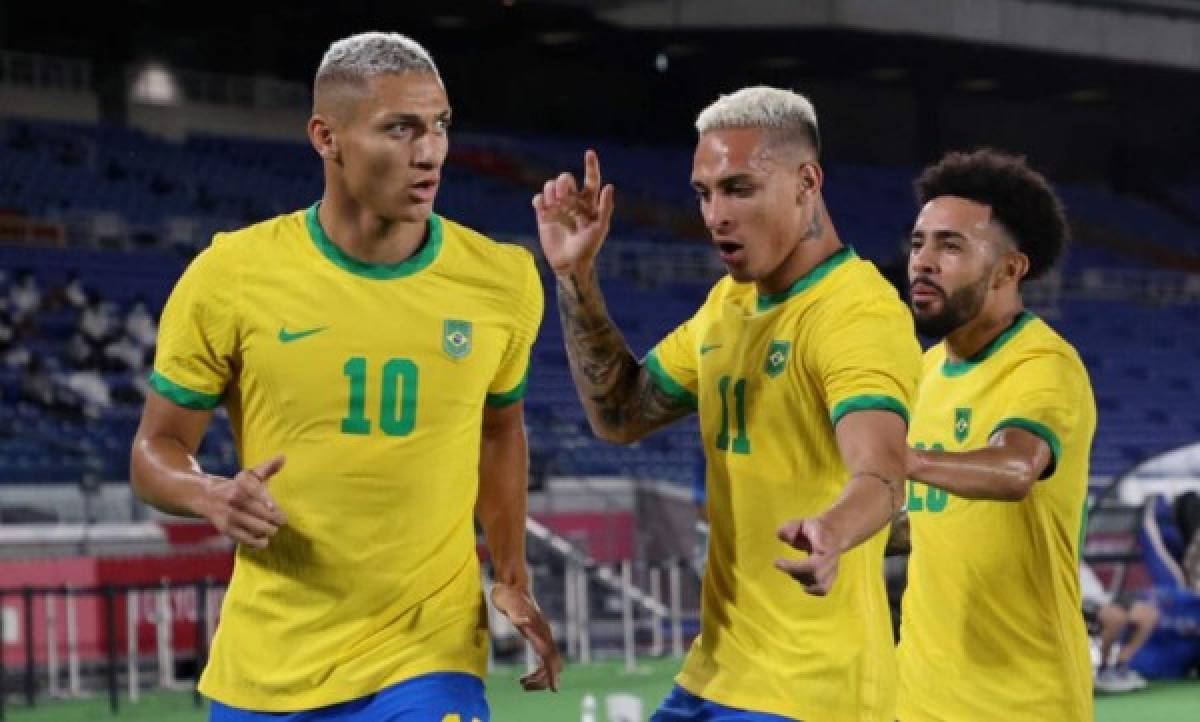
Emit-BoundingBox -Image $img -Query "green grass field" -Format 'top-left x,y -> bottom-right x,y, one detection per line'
3,660 -> 1197,721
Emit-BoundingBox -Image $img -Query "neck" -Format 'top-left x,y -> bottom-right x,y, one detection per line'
944,295 -> 1025,363
757,199 -> 844,296
318,186 -> 428,265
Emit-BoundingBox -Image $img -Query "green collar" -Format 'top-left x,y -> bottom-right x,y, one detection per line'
306,202 -> 442,280
756,246 -> 856,312
941,310 -> 1037,377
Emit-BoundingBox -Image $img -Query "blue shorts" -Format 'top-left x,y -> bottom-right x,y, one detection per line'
209,672 -> 489,722
650,685 -> 797,721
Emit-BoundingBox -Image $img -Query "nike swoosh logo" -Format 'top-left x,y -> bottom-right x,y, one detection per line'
278,326 -> 328,343
700,344 -> 722,355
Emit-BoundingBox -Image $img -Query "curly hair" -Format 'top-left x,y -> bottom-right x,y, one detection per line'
914,149 -> 1068,281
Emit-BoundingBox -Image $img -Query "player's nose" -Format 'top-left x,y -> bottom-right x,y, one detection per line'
910,245 -> 937,275
703,197 -> 734,235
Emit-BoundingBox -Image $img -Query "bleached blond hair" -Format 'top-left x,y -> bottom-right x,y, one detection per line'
695,86 -> 820,156
315,32 -> 440,96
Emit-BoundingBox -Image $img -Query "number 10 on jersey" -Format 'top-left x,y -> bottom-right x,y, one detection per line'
342,357 -> 419,436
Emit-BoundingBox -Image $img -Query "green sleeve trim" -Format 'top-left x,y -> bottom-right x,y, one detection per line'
148,370 -> 222,411
829,394 -> 910,427
644,349 -> 698,410
486,366 -> 529,407
992,417 -> 1061,479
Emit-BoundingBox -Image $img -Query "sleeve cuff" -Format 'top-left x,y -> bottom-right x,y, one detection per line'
644,349 -> 698,410
992,417 -> 1061,479
148,370 -> 222,411
486,366 -> 529,408
829,394 -> 910,427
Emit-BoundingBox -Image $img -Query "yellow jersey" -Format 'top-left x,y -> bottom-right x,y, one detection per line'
647,247 -> 922,721
897,311 -> 1095,721
151,203 -> 543,711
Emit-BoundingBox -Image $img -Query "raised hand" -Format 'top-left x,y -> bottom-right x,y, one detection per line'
203,454 -> 288,549
490,582 -> 564,692
532,149 -> 615,276
774,517 -> 842,596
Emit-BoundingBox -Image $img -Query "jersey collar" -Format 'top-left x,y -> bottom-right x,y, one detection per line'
306,202 -> 442,280
941,310 -> 1037,377
756,246 -> 855,312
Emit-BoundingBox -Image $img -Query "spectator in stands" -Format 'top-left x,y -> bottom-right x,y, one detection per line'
20,355 -> 82,419
79,290 -> 118,346
103,332 -> 145,372
62,366 -> 111,418
8,269 -> 41,323
1177,492 -> 1200,590
535,87 -> 919,722
53,270 -> 88,310
124,295 -> 158,349
1082,561 -> 1158,692
4,343 -> 30,370
64,331 -> 98,371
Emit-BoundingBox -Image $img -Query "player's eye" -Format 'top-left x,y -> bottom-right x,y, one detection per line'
435,118 -> 451,132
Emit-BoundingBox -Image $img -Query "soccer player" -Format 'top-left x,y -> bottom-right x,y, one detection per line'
534,87 -> 921,721
895,149 -> 1096,721
129,32 -> 560,721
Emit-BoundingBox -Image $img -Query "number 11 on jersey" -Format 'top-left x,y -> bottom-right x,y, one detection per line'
715,375 -> 751,454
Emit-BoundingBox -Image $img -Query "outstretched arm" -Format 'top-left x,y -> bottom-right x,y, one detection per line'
535,151 -> 693,443
776,410 -> 908,595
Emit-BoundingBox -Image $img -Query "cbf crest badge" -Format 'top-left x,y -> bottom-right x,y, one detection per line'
444,320 -> 472,359
764,340 -> 791,378
955,408 -> 971,442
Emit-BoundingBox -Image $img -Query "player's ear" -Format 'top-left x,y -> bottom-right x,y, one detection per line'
1011,251 -> 1030,283
308,115 -> 339,163
999,249 -> 1029,287
796,161 -> 822,202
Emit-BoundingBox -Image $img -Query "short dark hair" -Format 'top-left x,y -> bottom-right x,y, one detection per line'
914,149 -> 1068,281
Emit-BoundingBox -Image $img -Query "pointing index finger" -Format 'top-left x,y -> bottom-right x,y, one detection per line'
583,149 -> 602,194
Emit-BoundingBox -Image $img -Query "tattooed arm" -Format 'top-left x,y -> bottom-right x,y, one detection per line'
534,150 -> 693,443
556,268 -> 693,443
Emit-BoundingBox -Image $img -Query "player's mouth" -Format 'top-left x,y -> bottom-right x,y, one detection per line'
408,177 -> 440,204
910,279 -> 944,306
715,240 -> 745,265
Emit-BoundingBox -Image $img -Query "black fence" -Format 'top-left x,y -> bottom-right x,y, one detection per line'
0,578 -> 224,720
